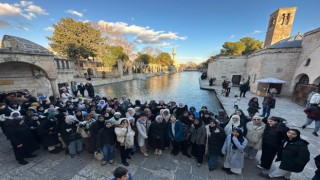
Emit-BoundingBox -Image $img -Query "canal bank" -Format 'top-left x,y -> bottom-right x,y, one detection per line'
199,78 -> 317,179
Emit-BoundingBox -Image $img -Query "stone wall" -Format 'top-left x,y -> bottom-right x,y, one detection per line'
0,62 -> 52,95
207,56 -> 247,85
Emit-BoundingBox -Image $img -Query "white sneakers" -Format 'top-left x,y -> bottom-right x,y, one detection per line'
158,150 -> 162,155
154,149 -> 159,154
143,152 -> 149,157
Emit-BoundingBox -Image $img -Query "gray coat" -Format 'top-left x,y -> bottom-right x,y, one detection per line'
190,125 -> 206,145
222,134 -> 247,169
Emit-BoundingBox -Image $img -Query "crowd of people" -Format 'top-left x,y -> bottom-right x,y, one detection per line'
0,85 -> 319,179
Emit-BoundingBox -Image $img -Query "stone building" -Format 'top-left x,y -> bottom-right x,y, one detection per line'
207,7 -> 320,106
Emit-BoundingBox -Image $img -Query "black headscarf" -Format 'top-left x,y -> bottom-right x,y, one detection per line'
231,128 -> 244,149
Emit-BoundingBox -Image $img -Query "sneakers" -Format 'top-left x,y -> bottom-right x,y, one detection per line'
143,152 -> 149,157
259,172 -> 271,179
122,161 -> 129,166
154,149 -> 159,155
256,164 -> 266,170
301,125 -> 306,129
313,132 -> 319,137
101,161 -> 107,166
18,159 -> 28,165
158,150 -> 162,155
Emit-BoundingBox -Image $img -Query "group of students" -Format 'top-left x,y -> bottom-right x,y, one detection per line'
0,92 -> 317,179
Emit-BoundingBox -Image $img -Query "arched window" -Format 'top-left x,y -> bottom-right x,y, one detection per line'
304,59 -> 311,66
281,13 -> 286,25
286,13 -> 291,25
298,74 -> 309,85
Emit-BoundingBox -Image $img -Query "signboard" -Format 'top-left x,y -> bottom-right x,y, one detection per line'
96,67 -> 113,72
0,80 -> 14,85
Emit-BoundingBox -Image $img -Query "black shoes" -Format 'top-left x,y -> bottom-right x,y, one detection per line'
313,132 -> 319,137
25,154 -> 37,158
49,149 -> 60,154
183,153 -> 192,158
209,167 -> 215,171
122,162 -> 129,166
18,159 -> 28,165
221,167 -> 230,171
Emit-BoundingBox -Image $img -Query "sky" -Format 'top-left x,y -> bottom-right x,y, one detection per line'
1,0 -> 320,64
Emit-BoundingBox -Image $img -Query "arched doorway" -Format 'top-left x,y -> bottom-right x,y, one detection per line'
292,74 -> 317,106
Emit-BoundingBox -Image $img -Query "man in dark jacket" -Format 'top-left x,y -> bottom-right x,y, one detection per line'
239,81 -> 250,98
302,100 -> 320,136
261,93 -> 276,118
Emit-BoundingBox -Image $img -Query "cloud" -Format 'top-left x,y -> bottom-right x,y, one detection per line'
230,34 -> 235,39
16,26 -> 29,31
251,30 -> 262,34
0,1 -> 48,20
0,20 -> 10,28
97,20 -> 187,45
176,56 -> 206,64
66,9 -> 83,17
25,4 -> 48,15
0,3 -> 22,16
44,26 -> 54,31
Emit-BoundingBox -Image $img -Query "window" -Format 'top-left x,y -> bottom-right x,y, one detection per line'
305,59 -> 311,66
286,13 -> 291,25
281,13 -> 286,25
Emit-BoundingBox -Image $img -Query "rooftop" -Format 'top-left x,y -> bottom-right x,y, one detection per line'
268,32 -> 303,49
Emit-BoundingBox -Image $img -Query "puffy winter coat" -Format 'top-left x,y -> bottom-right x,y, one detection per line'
278,139 -> 310,173
245,122 -> 265,150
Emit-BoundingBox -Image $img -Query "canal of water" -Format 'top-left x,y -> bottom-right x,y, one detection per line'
95,72 -> 222,114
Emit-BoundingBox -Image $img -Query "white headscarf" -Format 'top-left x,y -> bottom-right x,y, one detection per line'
224,115 -> 241,135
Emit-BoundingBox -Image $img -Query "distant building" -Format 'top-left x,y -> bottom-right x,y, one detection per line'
207,7 -> 320,106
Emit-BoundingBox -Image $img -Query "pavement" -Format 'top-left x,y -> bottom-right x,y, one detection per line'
200,79 -> 318,180
0,80 -> 316,180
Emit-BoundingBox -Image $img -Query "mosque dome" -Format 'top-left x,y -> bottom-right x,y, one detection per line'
268,32 -> 303,49
1,35 -> 53,55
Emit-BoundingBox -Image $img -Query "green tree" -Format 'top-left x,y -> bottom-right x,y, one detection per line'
135,54 -> 155,64
156,52 -> 172,66
48,18 -> 106,59
240,37 -> 263,55
221,41 -> 246,56
100,46 -> 129,67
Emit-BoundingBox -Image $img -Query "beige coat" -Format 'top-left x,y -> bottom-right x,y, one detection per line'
245,121 -> 265,150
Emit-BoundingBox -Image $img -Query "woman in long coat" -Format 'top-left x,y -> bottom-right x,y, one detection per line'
6,118 -> 39,165
206,120 -> 226,171
136,113 -> 150,156
190,118 -> 206,166
257,116 -> 288,170
148,115 -> 167,155
168,114 -> 185,156
244,115 -> 265,159
221,128 -> 247,175
260,129 -> 310,179
247,97 -> 260,118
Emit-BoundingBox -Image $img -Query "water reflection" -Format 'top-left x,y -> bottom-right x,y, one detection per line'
95,72 -> 222,114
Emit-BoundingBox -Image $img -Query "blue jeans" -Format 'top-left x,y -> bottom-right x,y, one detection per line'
68,139 -> 83,155
208,155 -> 218,168
262,105 -> 271,118
303,118 -> 320,133
102,144 -> 115,161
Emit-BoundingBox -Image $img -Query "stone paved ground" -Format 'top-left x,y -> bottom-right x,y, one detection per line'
0,80 -> 315,180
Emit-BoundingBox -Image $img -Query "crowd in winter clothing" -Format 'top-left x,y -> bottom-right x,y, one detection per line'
0,89 -> 317,179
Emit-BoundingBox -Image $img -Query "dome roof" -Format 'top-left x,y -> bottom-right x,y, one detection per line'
268,32 -> 303,49
1,35 -> 53,55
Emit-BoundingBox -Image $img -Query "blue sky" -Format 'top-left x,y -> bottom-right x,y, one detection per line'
1,0 -> 320,63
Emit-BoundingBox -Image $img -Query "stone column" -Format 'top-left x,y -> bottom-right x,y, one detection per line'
49,78 -> 60,98
117,59 -> 123,77
127,61 -> 133,75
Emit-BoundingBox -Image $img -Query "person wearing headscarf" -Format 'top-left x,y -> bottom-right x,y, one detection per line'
115,118 -> 135,166
175,103 -> 188,117
38,116 -> 61,154
148,115 -> 167,155
61,115 -> 82,158
97,100 -> 107,110
247,97 -> 260,118
136,113 -> 150,157
190,118 -> 206,166
221,128 -> 247,175
214,109 -> 228,124
88,115 -> 105,153
200,112 -> 212,125
96,120 -> 116,165
162,109 -> 171,122
206,120 -> 226,171
6,117 -> 39,165
260,129 -> 310,179
257,116 -> 289,170
244,116 -> 265,160
223,115 -> 246,135
125,108 -> 136,119
109,112 -> 122,125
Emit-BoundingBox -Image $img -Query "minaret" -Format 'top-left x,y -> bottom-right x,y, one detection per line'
264,7 -> 297,48
172,47 -> 176,63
